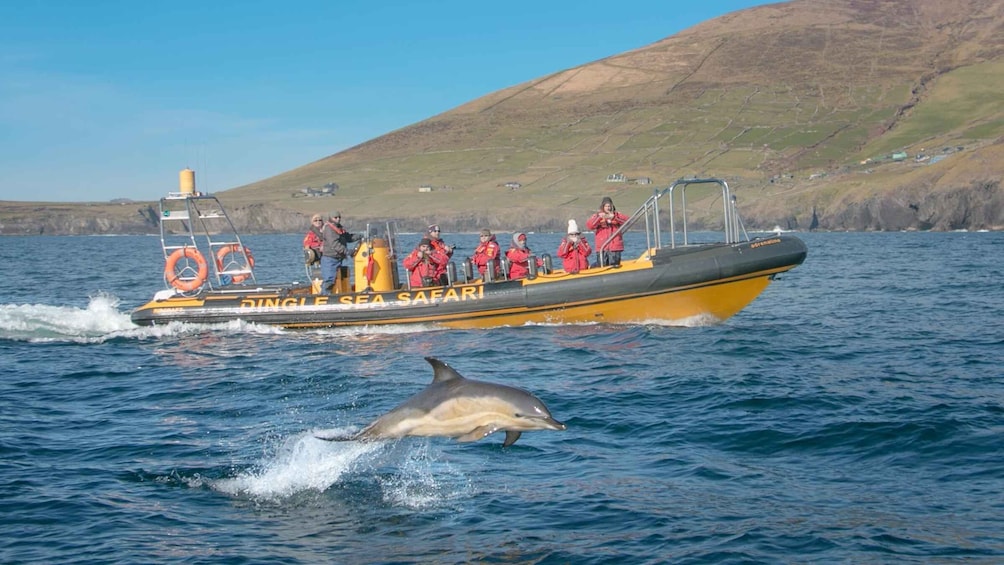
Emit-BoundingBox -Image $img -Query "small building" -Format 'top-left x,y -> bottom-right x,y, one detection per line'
418,185 -> 433,193
606,173 -> 626,183
504,181 -> 522,190
633,177 -> 652,185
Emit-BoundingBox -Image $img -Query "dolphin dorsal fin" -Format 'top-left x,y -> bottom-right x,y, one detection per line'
425,357 -> 465,384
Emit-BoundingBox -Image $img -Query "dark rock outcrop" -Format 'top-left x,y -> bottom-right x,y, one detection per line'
822,180 -> 1002,231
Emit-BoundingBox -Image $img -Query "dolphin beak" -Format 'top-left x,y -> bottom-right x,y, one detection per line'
545,417 -> 566,431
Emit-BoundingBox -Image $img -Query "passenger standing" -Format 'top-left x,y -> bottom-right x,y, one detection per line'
586,196 -> 629,267
303,213 -> 324,266
557,220 -> 591,274
506,232 -> 542,280
471,228 -> 501,280
403,238 -> 449,288
320,211 -> 361,295
426,224 -> 455,284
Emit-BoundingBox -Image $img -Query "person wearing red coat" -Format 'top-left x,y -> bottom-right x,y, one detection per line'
586,196 -> 630,267
557,220 -> 591,274
302,213 -> 324,265
471,228 -> 502,280
506,232 -> 542,280
403,238 -> 449,288
426,224 -> 455,284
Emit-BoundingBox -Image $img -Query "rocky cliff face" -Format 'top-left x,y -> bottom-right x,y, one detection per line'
0,205 -> 155,236
2,178 -> 1000,235
0,202 -> 328,236
824,181 -> 1002,231
743,180 -> 1003,232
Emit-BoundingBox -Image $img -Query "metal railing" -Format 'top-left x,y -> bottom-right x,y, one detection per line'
159,194 -> 256,291
596,177 -> 750,264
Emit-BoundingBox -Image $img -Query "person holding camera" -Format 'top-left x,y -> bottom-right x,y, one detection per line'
586,196 -> 629,267
403,238 -> 449,288
426,224 -> 455,284
319,211 -> 361,295
557,219 -> 591,274
303,213 -> 324,266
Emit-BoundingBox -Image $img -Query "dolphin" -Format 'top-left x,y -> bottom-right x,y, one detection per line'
316,357 -> 566,447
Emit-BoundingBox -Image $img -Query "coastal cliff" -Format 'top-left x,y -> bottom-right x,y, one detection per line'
2,176 -> 1000,235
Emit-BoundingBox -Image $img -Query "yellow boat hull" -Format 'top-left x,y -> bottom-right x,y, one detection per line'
132,236 -> 806,329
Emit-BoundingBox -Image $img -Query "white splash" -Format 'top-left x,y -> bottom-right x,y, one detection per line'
0,294 -> 291,343
212,431 -> 381,500
212,431 -> 472,509
0,293 -> 135,342
377,441 -> 472,510
639,313 -> 722,327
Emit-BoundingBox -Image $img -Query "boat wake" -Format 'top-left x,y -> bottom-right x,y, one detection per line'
523,313 -> 720,328
640,313 -> 722,327
0,294 -> 288,343
0,293 -> 138,343
0,294 -> 566,343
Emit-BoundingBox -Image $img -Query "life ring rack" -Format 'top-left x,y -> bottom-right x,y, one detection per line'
164,247 -> 209,292
216,244 -> 254,283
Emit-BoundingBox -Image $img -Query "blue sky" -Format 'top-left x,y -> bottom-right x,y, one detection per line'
0,0 -> 777,202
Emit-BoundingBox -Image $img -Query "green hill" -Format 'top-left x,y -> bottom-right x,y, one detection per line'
2,0 -> 1002,234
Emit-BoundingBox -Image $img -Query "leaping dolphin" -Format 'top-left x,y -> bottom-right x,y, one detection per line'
316,357 -> 566,447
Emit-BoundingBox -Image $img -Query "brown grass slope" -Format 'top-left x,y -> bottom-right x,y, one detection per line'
2,0 -> 1001,234
226,0 -> 1003,232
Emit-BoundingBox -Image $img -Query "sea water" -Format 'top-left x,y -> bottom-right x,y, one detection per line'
1,231 -> 1002,563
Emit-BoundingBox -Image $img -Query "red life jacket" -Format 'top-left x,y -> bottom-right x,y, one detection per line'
403,246 -> 448,287
472,237 -> 501,277
557,237 -> 591,273
586,211 -> 629,253
506,246 -> 539,280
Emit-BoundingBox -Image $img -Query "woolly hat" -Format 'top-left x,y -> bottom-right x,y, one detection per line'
512,232 -> 527,245
419,238 -> 432,247
480,228 -> 492,236
329,211 -> 342,220
567,219 -> 580,234
427,224 -> 440,233
311,213 -> 322,222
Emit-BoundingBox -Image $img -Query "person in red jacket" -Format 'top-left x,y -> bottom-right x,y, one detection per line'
506,232 -> 542,280
403,238 -> 449,288
557,220 -> 591,274
302,213 -> 324,266
471,228 -> 501,280
426,224 -> 455,284
586,196 -> 629,267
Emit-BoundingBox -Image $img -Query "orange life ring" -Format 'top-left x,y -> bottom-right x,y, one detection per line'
216,244 -> 254,283
164,248 -> 208,292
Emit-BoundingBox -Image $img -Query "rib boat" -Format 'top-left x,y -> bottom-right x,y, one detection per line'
130,177 -> 807,328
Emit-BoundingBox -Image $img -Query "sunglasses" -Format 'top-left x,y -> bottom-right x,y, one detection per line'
312,219 -> 322,222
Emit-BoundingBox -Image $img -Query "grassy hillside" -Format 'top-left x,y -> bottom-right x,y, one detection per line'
3,0 -> 1001,234
209,0 -> 1001,231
